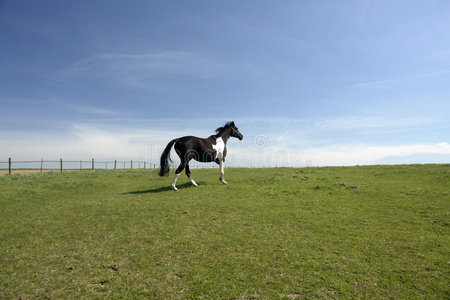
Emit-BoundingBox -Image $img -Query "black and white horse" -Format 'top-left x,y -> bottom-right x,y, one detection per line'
159,121 -> 243,191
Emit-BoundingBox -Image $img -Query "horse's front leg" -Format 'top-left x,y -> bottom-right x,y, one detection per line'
219,160 -> 228,185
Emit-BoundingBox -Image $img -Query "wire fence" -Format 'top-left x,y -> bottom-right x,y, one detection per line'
0,158 -> 222,175
0,158 -> 158,175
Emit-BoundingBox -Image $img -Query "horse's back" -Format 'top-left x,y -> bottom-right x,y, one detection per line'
176,136 -> 206,146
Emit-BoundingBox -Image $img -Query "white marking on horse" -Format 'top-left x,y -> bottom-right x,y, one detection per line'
220,161 -> 227,184
188,175 -> 198,187
171,173 -> 180,191
212,137 -> 225,160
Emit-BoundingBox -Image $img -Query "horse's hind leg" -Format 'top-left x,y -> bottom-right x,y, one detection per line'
185,164 -> 198,187
171,162 -> 186,191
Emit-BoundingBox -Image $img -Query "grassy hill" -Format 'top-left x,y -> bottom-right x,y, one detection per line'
1,165 -> 449,298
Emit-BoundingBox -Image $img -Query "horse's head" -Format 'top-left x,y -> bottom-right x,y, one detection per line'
215,121 -> 243,140
228,121 -> 243,140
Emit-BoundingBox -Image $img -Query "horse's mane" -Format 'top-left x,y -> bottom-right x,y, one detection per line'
215,121 -> 235,136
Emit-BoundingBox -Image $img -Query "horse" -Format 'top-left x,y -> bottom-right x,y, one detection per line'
158,121 -> 243,191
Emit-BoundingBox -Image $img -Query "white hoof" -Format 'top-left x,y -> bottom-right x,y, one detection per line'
220,178 -> 228,185
171,184 -> 178,191
190,178 -> 198,187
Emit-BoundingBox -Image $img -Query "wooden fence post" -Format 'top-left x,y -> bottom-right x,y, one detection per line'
114,160 -> 117,170
131,160 -> 133,169
8,157 -> 12,175
41,159 -> 44,173
60,159 -> 63,173
92,158 -> 95,171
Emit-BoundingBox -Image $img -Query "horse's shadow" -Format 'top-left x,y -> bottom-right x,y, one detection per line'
124,182 -> 205,194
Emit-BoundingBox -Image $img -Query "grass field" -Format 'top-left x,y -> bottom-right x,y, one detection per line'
0,165 -> 449,299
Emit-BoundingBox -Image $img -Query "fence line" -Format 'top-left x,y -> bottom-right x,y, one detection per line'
0,158 -> 159,175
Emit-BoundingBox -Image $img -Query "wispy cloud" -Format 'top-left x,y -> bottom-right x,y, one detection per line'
53,99 -> 116,115
1,97 -> 117,116
63,51 -> 257,87
276,130 -> 290,142
349,70 -> 450,88
311,116 -> 439,130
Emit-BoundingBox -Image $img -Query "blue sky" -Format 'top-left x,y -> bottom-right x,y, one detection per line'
1,0 -> 449,167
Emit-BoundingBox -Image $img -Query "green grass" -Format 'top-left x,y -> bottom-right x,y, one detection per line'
1,165 -> 449,299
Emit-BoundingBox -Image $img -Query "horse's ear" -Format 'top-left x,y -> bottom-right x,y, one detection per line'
230,121 -> 235,127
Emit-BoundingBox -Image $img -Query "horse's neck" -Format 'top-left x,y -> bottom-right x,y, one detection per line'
216,129 -> 231,144
220,135 -> 229,144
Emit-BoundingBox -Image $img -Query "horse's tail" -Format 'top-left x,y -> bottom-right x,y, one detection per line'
158,138 -> 178,176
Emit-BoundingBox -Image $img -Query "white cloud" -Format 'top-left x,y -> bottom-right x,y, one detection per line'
0,125 -> 193,161
217,142 -> 450,167
286,143 -> 450,166
1,119 -> 448,168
